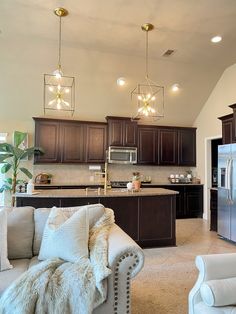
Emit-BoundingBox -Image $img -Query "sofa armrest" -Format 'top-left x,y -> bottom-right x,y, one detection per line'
189,253 -> 236,314
107,224 -> 144,277
96,224 -> 144,314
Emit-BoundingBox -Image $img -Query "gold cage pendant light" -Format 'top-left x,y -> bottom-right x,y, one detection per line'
131,23 -> 164,121
43,8 -> 75,116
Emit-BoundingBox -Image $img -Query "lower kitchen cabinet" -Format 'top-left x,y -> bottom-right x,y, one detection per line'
210,189 -> 218,231
142,184 -> 203,219
139,195 -> 176,247
16,193 -> 176,248
101,197 -> 139,241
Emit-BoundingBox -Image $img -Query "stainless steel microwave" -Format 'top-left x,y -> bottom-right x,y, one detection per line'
108,146 -> 137,164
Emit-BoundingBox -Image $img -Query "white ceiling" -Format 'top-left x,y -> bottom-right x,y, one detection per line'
1,0 -> 236,125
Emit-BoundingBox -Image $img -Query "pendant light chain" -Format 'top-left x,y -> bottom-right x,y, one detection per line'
145,30 -> 149,79
58,15 -> 62,69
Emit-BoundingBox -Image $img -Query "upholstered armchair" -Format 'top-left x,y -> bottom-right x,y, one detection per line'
189,253 -> 236,314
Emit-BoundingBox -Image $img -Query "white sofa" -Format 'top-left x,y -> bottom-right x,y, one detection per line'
189,253 -> 236,314
0,206 -> 144,314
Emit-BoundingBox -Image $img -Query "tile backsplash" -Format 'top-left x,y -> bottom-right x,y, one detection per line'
33,163 -> 197,184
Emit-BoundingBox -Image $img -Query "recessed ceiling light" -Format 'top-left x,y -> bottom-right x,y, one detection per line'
211,36 -> 222,43
171,84 -> 180,92
117,77 -> 126,86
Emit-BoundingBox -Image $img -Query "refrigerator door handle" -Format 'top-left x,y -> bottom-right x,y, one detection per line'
225,158 -> 230,190
229,158 -> 233,203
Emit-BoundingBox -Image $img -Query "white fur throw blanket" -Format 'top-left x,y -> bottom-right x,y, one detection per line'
0,207 -> 115,314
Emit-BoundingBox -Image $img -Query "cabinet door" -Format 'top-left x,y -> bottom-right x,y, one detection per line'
210,189 -> 218,231
139,195 -> 176,247
34,120 -> 60,163
61,123 -> 85,163
123,120 -> 137,147
178,129 -> 196,166
85,124 -> 107,163
222,118 -> 233,144
107,120 -> 123,146
162,185 -> 185,218
159,129 -> 178,165
138,127 -> 157,164
100,197 -> 139,241
185,186 -> 203,218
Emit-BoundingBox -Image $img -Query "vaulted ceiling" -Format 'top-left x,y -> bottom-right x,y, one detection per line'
1,0 -> 236,126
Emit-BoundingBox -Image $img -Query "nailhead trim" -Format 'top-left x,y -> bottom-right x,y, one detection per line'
113,252 -> 140,314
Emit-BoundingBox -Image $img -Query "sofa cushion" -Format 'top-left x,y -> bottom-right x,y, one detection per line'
200,277 -> 236,307
7,207 -> 34,259
33,204 -> 105,256
0,259 -> 31,296
0,208 -> 12,271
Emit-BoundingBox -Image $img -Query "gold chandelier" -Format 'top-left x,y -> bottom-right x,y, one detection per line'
131,23 -> 164,121
43,8 -> 75,116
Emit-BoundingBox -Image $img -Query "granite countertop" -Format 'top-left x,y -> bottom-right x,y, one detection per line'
34,182 -> 203,187
15,188 -> 178,198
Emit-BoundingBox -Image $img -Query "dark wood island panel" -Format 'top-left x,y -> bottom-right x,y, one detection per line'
16,188 -> 176,248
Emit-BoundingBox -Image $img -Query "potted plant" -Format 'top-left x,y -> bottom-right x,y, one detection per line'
0,131 -> 43,206
132,172 -> 141,191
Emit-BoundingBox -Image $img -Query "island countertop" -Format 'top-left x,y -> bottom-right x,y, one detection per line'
15,187 -> 178,198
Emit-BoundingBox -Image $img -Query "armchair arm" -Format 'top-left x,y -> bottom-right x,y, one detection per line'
189,253 -> 236,314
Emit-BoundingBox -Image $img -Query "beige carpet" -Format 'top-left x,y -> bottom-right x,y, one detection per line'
131,219 -> 236,314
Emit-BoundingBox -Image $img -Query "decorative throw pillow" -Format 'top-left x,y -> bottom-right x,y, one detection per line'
38,206 -> 89,263
0,207 -> 13,271
200,277 -> 236,306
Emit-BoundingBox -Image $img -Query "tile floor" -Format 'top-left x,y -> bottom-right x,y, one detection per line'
131,218 -> 236,314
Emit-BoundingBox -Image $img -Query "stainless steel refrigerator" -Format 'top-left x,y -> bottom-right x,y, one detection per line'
218,143 -> 236,242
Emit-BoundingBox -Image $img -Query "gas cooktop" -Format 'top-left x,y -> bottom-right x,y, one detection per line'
110,181 -> 129,188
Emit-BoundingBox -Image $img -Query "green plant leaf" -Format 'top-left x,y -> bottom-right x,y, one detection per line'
0,184 -> 11,193
4,177 -> 12,184
0,143 -> 14,153
1,163 -> 12,173
12,147 -> 25,159
13,131 -> 26,148
20,167 -> 32,178
0,153 -> 13,163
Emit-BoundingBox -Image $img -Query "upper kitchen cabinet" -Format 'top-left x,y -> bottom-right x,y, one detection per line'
158,128 -> 178,165
34,118 -> 61,163
60,122 -> 85,163
106,116 -> 138,147
33,118 -> 107,164
137,125 -> 196,166
178,128 -> 196,166
85,123 -> 107,163
138,126 -> 158,164
218,114 -> 233,144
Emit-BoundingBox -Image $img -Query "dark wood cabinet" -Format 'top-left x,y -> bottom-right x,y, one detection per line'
185,185 -> 203,218
137,126 -> 196,166
34,118 -> 107,164
61,122 -> 85,163
159,128 -> 178,165
16,193 -> 176,248
34,119 -> 60,163
219,114 -> 233,144
101,197 -> 139,241
142,184 -> 203,219
85,124 -> 107,163
138,126 -> 157,164
178,128 -> 196,166
106,117 -> 137,147
139,195 -> 176,247
210,189 -> 218,232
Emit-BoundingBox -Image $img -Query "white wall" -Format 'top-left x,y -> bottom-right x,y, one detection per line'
194,62 -> 236,218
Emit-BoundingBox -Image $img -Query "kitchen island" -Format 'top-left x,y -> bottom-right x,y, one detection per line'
16,188 -> 178,248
